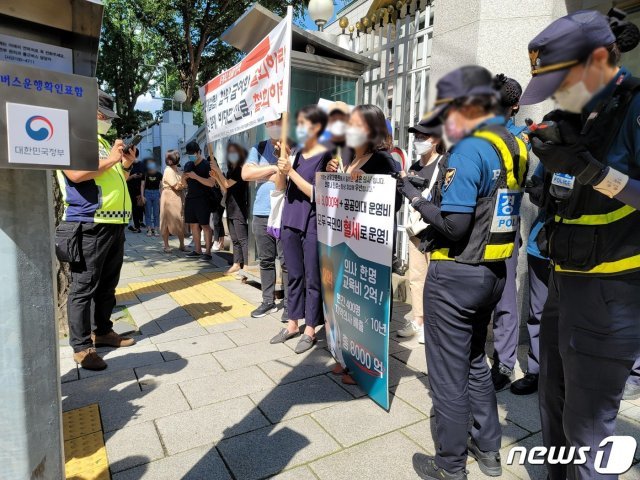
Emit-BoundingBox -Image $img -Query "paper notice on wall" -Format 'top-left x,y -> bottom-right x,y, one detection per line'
0,34 -> 73,74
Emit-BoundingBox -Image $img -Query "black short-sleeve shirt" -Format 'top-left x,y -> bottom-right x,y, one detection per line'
184,159 -> 211,199
225,166 -> 249,220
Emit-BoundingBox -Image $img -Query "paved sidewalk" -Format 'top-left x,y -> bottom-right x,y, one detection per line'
60,233 -> 640,480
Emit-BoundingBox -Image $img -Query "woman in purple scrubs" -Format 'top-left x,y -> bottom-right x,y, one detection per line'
270,105 -> 332,353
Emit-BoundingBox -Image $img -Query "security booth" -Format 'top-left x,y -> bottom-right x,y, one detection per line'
0,1 -> 103,478
217,3 -> 378,270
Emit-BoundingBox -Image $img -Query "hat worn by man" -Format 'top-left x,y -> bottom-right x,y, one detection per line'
520,10 -> 615,105
409,118 -> 443,137
98,89 -> 120,119
421,65 -> 496,124
328,100 -> 350,115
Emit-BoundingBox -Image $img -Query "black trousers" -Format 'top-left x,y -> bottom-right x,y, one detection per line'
540,271 -> 640,480
525,254 -> 550,374
129,189 -> 143,228
252,215 -> 288,306
423,260 -> 506,473
227,217 -> 248,267
212,205 -> 225,242
67,223 -> 125,352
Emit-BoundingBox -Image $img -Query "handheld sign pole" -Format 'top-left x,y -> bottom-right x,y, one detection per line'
279,6 -> 293,156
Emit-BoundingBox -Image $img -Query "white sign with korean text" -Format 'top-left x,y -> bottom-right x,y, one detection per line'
199,10 -> 292,142
0,34 -> 73,74
6,102 -> 70,166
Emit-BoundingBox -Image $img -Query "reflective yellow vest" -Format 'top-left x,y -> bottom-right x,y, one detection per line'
57,135 -> 132,224
430,127 -> 529,263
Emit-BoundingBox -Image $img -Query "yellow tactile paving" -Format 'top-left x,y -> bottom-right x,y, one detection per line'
63,404 -> 110,480
127,280 -> 164,294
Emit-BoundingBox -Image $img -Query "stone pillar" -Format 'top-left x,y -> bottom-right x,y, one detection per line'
0,169 -> 64,479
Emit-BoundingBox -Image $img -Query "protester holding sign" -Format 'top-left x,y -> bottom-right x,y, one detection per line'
183,141 -> 214,261
269,106 -> 332,353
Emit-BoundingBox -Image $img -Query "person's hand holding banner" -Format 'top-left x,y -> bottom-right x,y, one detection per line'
277,155 -> 292,175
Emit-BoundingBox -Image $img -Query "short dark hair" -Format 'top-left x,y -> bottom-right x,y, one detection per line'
297,105 -> 328,135
185,141 -> 201,155
352,104 -> 392,153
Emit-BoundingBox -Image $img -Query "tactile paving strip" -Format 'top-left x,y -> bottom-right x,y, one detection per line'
63,404 -> 110,480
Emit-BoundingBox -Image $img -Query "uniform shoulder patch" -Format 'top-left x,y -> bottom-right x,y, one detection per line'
443,168 -> 456,191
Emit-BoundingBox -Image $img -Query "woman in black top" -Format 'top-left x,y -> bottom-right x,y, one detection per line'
141,159 -> 162,236
209,143 -> 249,275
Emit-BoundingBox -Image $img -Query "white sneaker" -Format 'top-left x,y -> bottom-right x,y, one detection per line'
418,329 -> 425,344
212,241 -> 221,251
397,321 -> 419,338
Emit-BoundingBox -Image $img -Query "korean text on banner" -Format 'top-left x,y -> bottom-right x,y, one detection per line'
199,11 -> 292,143
316,172 -> 395,410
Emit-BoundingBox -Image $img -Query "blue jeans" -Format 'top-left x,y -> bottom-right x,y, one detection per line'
144,190 -> 160,229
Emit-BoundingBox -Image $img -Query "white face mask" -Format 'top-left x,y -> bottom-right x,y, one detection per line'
328,120 -> 347,137
97,119 -> 112,135
553,59 -> 604,114
346,126 -> 368,149
227,152 -> 240,164
414,140 -> 433,156
266,125 -> 282,140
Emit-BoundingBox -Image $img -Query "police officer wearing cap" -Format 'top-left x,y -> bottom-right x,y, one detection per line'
56,90 -> 138,371
520,9 -> 640,479
397,65 -> 528,480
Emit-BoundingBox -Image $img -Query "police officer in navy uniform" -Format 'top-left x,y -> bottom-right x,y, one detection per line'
490,74 -> 528,391
519,9 -> 640,479
397,65 -> 528,480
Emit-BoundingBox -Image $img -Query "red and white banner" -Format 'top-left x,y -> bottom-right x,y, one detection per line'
199,9 -> 292,142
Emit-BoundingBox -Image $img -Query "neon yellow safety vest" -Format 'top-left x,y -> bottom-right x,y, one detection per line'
57,135 -> 132,224
430,126 -> 529,264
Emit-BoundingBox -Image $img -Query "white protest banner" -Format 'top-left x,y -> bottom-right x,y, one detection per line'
317,172 -> 395,410
199,9 -> 292,142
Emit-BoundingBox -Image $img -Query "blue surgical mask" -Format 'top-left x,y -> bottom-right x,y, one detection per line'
228,152 -> 240,164
147,162 -> 157,171
296,125 -> 309,144
188,154 -> 197,162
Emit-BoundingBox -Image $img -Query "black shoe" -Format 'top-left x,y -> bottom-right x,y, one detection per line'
186,251 -> 202,258
413,453 -> 467,480
491,362 -> 512,391
467,437 -> 502,477
251,302 -> 278,318
128,225 -> 136,232
200,253 -> 213,261
510,373 -> 539,396
623,382 -> 640,401
140,223 -> 146,228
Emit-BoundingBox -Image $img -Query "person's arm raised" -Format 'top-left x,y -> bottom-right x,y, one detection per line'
63,140 -> 127,183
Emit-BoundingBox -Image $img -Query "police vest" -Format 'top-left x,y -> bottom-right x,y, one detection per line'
429,125 -> 528,264
57,135 -> 132,224
546,75 -> 640,276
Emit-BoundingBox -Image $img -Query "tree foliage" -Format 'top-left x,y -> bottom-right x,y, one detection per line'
133,0 -> 307,107
97,0 -> 168,135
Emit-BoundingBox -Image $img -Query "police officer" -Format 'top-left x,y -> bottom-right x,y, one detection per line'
57,90 -> 137,371
397,65 -> 528,480
519,9 -> 640,479
490,74 -> 528,390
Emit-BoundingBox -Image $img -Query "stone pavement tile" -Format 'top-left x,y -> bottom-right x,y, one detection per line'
59,345 -> 74,358
238,314 -> 283,329
62,369 -> 138,411
311,395 -> 425,447
502,419 -> 530,448
147,324 -> 208,345
391,376 -> 433,417
100,383 -> 191,432
127,304 -> 154,326
249,375 -> 352,423
154,314 -> 197,332
392,347 -> 428,374
270,466 -> 317,480
258,348 -> 335,385
311,431 -> 423,480
468,460 -> 520,480
327,370 -> 367,398
156,396 -> 270,455
218,416 -> 340,480
622,463 -> 640,480
136,353 -> 223,391
615,416 -> 640,461
389,355 -> 425,387
205,320 -> 246,333
111,444 -> 231,480
388,339 -> 407,355
60,355 -> 79,383
157,332 -> 236,361
620,405 -> 640,423
179,365 -> 276,408
497,389 -> 541,433
80,344 -> 165,379
141,295 -> 179,309
138,321 -> 162,337
501,433 -> 547,480
393,332 -> 426,351
225,319 -> 287,346
146,307 -> 191,321
105,421 -> 164,473
213,342 -> 293,371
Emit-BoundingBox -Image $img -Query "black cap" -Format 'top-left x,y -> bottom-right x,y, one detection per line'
521,10 -> 615,105
409,120 -> 443,137
422,65 -> 496,124
98,89 -> 119,119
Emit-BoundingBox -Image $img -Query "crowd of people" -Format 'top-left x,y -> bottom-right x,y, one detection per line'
54,7 -> 640,480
